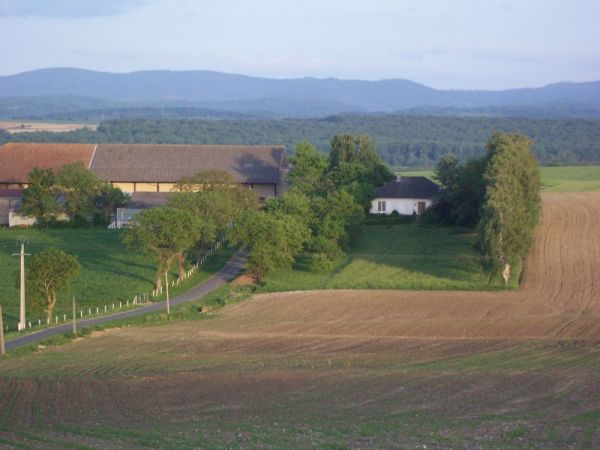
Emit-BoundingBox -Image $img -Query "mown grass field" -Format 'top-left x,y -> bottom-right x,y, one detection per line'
402,164 -> 600,192
0,228 -> 233,329
261,221 -> 518,292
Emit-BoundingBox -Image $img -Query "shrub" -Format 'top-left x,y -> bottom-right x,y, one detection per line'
308,253 -> 335,273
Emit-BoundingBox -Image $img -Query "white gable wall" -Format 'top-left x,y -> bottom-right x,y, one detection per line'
370,198 -> 433,215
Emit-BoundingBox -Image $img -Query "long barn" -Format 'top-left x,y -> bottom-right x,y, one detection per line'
0,142 -> 288,225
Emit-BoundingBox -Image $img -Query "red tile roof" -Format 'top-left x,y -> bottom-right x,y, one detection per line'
0,143 -> 95,183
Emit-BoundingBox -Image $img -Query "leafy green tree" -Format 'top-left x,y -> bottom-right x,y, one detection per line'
20,168 -> 60,222
122,207 -> 201,290
26,247 -> 80,323
264,190 -> 315,230
310,189 -> 364,255
327,134 -> 394,209
94,183 -> 129,225
168,170 -> 259,250
477,132 -> 541,285
287,141 -> 328,196
433,155 -> 487,226
227,209 -> 310,281
57,161 -> 102,221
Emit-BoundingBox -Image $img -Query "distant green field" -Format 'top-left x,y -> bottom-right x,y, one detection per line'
539,165 -> 600,192
401,165 -> 600,192
0,228 -> 232,330
260,222 -> 517,292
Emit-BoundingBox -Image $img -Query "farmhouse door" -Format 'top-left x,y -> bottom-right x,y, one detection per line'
417,201 -> 426,215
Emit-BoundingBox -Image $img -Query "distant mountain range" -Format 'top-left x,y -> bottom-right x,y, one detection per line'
1,68 -> 599,120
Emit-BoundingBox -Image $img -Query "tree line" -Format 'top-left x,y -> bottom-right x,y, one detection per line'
5,115 -> 600,167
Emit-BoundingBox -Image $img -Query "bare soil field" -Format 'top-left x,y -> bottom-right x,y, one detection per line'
0,193 -> 598,448
0,121 -> 96,134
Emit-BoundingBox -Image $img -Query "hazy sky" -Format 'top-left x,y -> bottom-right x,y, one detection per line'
1,0 -> 599,89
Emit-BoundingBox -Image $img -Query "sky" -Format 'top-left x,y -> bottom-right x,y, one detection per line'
0,0 -> 599,89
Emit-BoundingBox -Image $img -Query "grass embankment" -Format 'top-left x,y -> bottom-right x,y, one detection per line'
402,165 -> 600,192
0,228 -> 234,330
5,283 -> 251,357
261,220 -> 518,292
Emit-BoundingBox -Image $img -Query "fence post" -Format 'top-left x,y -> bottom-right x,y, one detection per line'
72,297 -> 77,337
0,305 -> 5,355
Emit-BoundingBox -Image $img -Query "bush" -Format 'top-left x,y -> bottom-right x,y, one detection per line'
419,205 -> 444,225
308,253 -> 335,273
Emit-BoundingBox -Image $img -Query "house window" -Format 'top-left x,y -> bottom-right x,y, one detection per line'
377,200 -> 386,212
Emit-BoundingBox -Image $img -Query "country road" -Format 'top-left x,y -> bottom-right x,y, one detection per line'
5,251 -> 245,351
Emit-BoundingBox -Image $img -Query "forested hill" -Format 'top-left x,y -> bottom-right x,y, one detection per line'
6,116 -> 600,167
1,68 -> 600,119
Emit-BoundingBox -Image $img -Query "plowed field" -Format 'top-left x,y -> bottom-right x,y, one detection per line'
0,193 -> 599,449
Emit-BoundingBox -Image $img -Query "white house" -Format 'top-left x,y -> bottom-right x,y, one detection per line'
370,176 -> 439,215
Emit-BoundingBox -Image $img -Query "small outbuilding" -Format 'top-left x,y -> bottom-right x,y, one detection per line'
370,176 -> 439,215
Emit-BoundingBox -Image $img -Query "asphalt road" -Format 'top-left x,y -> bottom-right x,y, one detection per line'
5,251 -> 246,351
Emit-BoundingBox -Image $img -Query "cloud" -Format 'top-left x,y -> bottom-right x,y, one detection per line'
0,0 -> 151,18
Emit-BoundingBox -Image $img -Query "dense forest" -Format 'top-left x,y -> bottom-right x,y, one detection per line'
4,115 -> 600,167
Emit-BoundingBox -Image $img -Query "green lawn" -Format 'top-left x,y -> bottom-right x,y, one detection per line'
260,222 -> 517,292
0,228 -> 233,330
401,165 -> 600,192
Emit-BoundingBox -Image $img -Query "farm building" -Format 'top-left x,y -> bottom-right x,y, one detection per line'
0,189 -> 21,226
0,142 -> 288,225
370,176 -> 439,215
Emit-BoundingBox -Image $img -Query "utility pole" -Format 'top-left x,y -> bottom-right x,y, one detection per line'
165,272 -> 170,314
0,305 -> 5,355
12,238 -> 30,332
72,297 -> 77,337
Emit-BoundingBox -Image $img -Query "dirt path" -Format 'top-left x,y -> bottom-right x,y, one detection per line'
210,193 -> 600,341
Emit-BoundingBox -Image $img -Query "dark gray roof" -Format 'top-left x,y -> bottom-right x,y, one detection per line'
373,176 -> 439,199
90,144 -> 286,184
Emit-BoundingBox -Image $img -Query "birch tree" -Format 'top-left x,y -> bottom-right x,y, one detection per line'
477,132 -> 541,285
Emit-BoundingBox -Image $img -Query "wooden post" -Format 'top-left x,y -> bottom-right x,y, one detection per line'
165,272 -> 170,315
0,305 -> 5,355
72,297 -> 77,337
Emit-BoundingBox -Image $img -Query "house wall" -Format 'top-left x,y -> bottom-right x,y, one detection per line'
112,182 -> 135,192
111,181 -> 279,198
8,212 -> 37,227
370,198 -> 433,215
158,183 -> 177,192
0,197 -> 20,225
0,183 -> 26,189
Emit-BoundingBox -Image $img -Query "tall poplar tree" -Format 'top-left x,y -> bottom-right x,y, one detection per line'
477,132 -> 541,285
